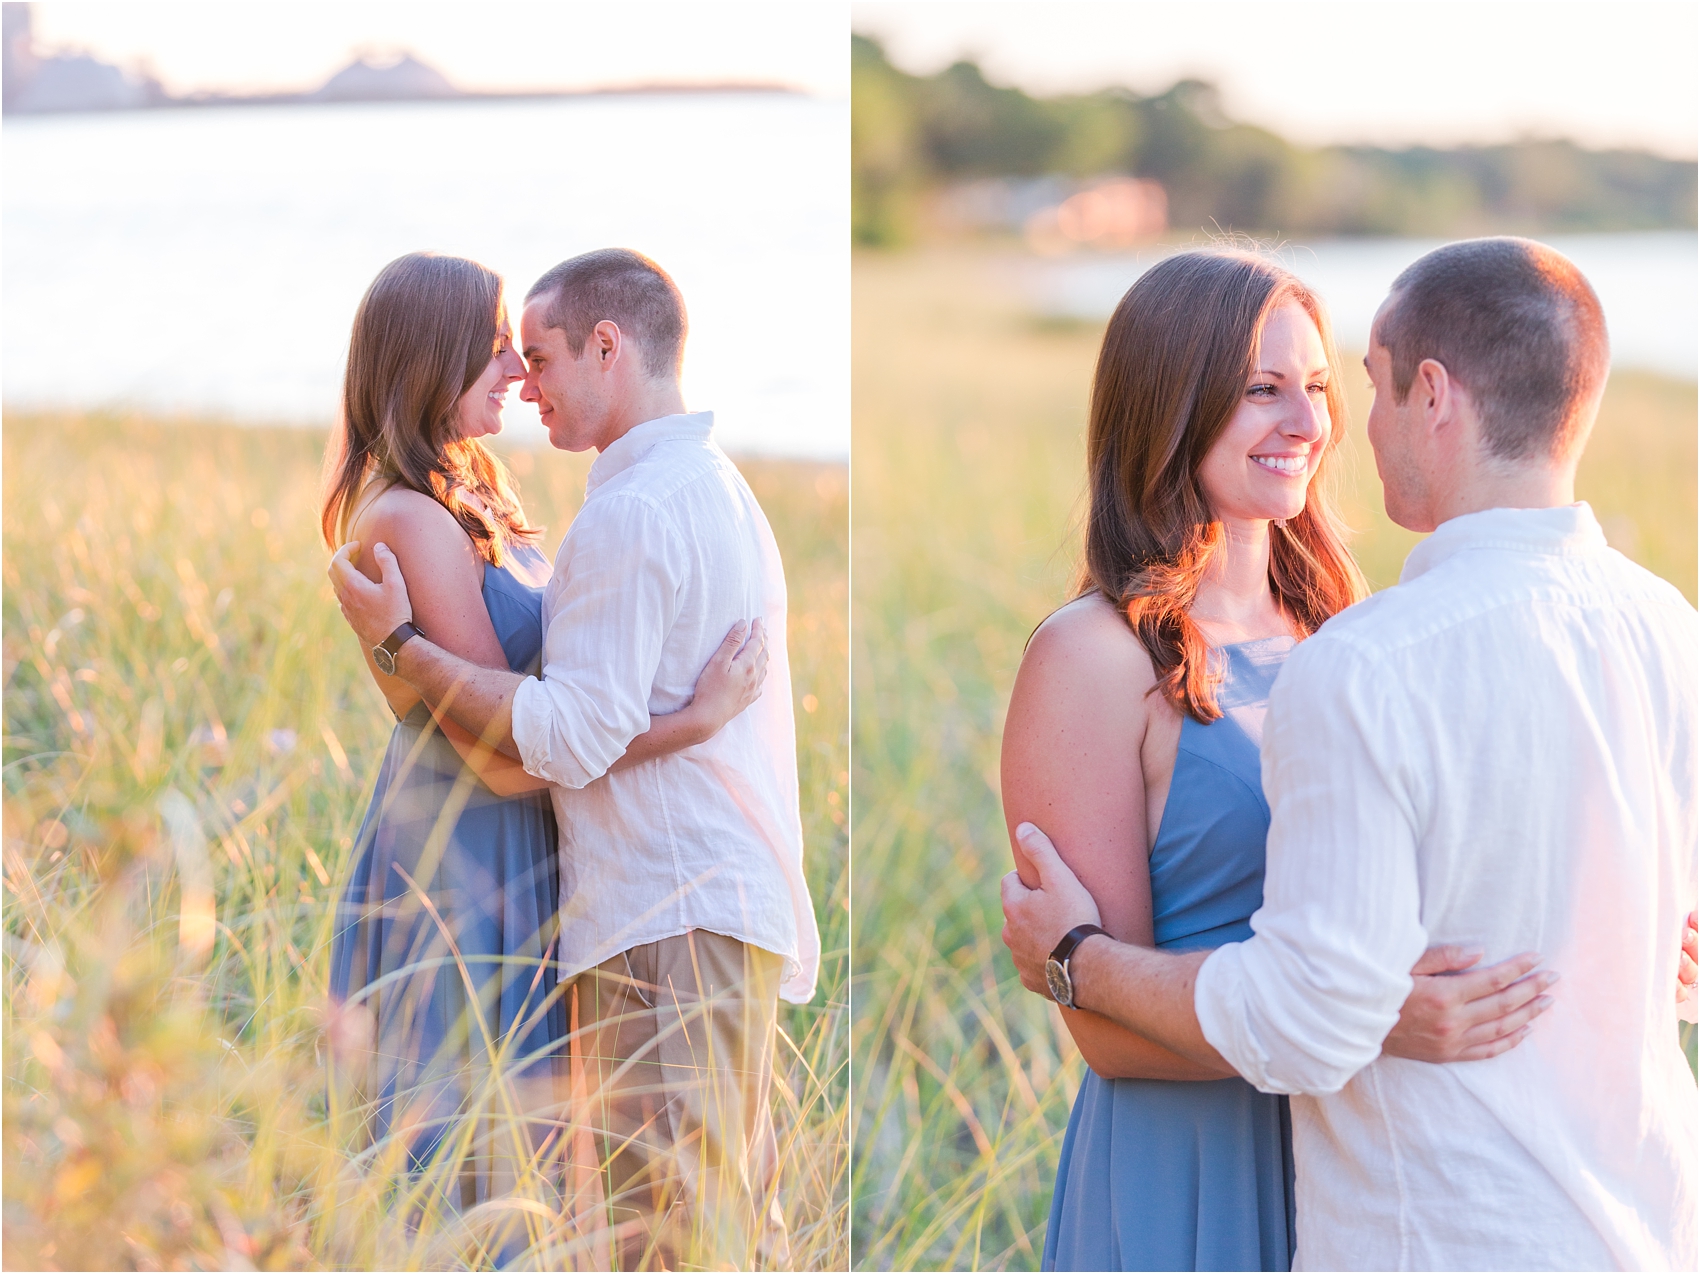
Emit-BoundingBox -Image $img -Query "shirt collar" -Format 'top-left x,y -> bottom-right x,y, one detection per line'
1399,502 -> 1608,585
586,411 -> 715,492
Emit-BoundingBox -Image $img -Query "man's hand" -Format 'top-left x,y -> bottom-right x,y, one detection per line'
1382,944 -> 1556,1063
1000,821 -> 1103,997
328,541 -> 414,650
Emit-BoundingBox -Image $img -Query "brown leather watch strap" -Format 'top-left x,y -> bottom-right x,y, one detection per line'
1049,923 -> 1109,968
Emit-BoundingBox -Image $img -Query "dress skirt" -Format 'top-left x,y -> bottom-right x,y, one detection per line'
1043,1071 -> 1296,1272
329,704 -> 567,1182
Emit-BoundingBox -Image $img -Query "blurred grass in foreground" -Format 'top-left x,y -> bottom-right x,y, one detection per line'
2,411 -> 848,1270
849,248 -> 1697,1270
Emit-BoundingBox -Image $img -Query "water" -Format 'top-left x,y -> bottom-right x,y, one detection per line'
1019,231 -> 1698,380
2,93 -> 849,458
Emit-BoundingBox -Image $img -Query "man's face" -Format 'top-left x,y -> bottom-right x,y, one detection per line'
1363,315 -> 1435,532
519,296 -> 608,452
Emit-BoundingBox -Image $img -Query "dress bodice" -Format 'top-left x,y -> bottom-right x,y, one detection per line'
395,541 -> 548,732
479,542 -> 549,676
1148,636 -> 1295,951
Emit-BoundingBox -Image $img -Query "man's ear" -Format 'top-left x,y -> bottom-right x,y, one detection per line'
593,319 -> 621,366
1413,358 -> 1453,425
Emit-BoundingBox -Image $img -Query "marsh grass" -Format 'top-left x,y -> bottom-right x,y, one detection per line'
1,410 -> 848,1270
849,248 -> 1697,1270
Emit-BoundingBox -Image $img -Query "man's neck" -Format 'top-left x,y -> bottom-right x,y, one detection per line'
597,381 -> 689,453
1429,455 -> 1577,527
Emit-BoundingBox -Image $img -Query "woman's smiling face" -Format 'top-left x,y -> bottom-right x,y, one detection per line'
454,315 -> 525,440
1197,300 -> 1333,526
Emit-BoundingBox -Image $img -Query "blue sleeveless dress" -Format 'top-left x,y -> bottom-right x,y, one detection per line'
1043,637 -> 1298,1272
329,544 -> 566,1173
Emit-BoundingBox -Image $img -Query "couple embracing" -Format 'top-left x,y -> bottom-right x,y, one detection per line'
1000,239 -> 1698,1270
320,247 -> 815,1269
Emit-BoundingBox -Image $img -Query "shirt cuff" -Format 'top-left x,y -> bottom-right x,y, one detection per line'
509,676 -> 549,780
1195,942 -> 1268,1089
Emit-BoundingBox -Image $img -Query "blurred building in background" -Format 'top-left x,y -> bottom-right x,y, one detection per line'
935,175 -> 1168,254
852,33 -> 1699,250
2,2 -> 463,113
3,2 -> 164,113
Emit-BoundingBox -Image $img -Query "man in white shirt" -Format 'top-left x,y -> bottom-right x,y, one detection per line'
330,248 -> 816,1269
1002,238 -> 1698,1269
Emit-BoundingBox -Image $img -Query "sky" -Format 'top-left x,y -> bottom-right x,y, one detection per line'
25,3 -> 1693,154
24,1 -> 850,99
853,0 -> 1699,158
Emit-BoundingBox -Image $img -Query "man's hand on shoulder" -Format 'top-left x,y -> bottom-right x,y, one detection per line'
1000,821 -> 1104,996
328,540 -> 414,649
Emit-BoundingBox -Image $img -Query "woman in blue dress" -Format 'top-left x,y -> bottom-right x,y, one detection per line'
319,253 -> 764,1211
1001,250 -> 1544,1270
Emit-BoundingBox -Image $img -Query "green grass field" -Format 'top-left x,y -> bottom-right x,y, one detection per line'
1,412 -> 848,1270
849,247 -> 1698,1270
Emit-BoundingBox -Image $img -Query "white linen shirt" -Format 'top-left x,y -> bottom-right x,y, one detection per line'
510,413 -> 819,1003
1195,504 -> 1698,1271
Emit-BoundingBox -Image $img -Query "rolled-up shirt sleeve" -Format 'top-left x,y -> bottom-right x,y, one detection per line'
1196,636 -> 1430,1096
511,491 -> 684,790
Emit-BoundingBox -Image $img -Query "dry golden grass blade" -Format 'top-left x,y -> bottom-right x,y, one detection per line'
3,411 -> 847,1270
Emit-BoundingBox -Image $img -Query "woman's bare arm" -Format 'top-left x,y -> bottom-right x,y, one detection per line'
341,495 -> 771,794
345,490 -> 511,718
436,715 -> 555,795
610,619 -> 768,772
1002,595 -> 1232,1081
1004,601 -> 1561,1072
433,618 -> 770,792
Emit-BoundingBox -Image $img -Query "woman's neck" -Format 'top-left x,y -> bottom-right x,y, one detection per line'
1189,516 -> 1290,645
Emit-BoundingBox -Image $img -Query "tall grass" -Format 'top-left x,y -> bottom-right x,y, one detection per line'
849,247 -> 1698,1270
2,411 -> 848,1270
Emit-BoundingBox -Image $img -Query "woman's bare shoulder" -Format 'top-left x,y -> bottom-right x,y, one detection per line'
349,485 -> 465,549
1023,593 -> 1161,696
346,486 -> 481,584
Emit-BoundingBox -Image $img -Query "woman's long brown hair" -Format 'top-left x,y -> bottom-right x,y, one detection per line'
1081,249 -> 1367,723
320,252 -> 541,566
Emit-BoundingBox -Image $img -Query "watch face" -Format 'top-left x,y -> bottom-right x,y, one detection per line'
1045,957 -> 1072,1008
372,644 -> 396,676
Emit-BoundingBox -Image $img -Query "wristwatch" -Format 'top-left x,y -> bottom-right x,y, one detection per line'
371,621 -> 425,676
1045,924 -> 1109,1010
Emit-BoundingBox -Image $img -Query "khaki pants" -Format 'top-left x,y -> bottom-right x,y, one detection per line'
572,930 -> 788,1271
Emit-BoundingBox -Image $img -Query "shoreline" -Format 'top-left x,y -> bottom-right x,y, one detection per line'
0,82 -> 809,123
0,407 -> 849,468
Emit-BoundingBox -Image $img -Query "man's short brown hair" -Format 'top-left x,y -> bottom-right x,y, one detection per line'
1374,237 -> 1609,461
525,248 -> 687,379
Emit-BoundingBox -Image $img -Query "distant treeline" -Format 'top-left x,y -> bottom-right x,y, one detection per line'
852,34 -> 1699,246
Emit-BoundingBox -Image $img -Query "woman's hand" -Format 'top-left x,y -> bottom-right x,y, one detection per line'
608,619 -> 769,773
1381,945 -> 1558,1063
1679,909 -> 1697,1017
686,618 -> 768,737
